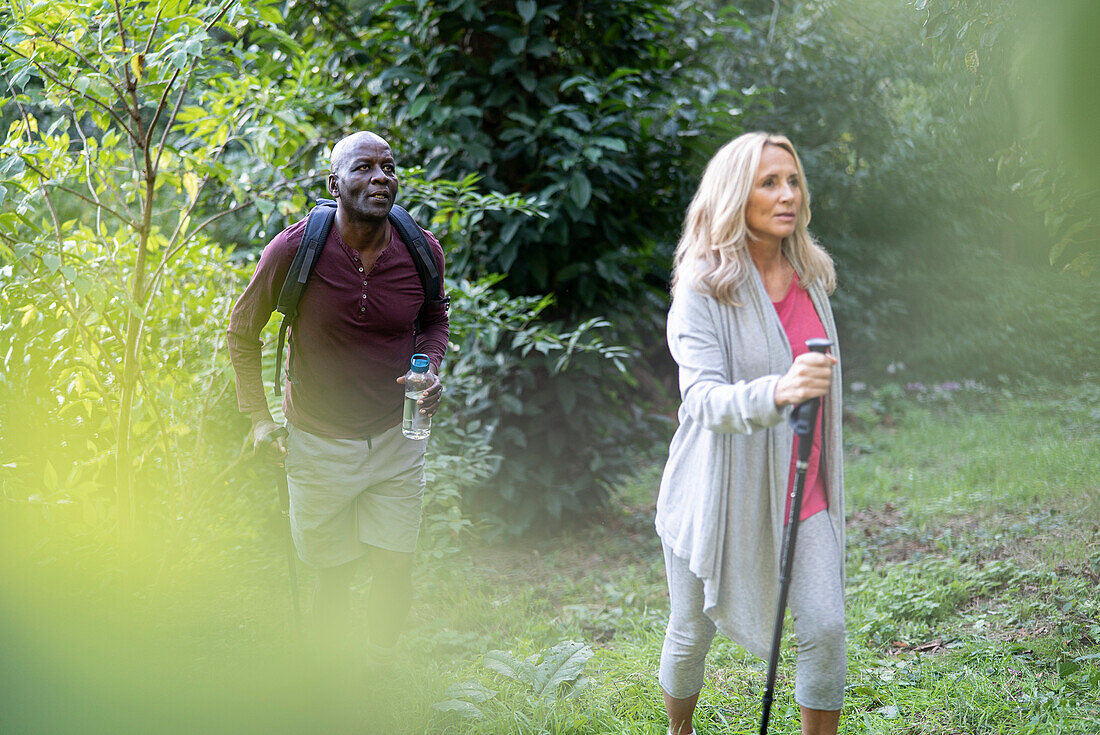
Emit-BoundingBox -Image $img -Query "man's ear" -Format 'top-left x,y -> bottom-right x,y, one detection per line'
327,173 -> 339,197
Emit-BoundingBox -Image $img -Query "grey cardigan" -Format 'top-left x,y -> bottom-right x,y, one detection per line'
655,265 -> 845,659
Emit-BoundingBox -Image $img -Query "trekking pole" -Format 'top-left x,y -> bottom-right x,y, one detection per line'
759,338 -> 832,735
276,467 -> 302,631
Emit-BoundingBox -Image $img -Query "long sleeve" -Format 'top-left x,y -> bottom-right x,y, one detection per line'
414,229 -> 449,370
667,284 -> 789,434
226,230 -> 294,414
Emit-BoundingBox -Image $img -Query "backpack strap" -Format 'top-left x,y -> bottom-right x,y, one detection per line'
272,199 -> 336,396
387,203 -> 450,333
270,199 -> 448,395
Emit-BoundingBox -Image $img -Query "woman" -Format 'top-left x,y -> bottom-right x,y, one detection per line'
656,132 -> 845,735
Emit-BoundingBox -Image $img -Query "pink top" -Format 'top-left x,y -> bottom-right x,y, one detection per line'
773,275 -> 828,523
227,216 -> 449,439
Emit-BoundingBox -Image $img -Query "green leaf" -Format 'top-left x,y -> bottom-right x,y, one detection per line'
568,173 -> 591,209
1057,660 -> 1081,677
431,700 -> 484,719
1,156 -> 26,175
440,680 -> 496,703
500,217 -> 522,244
11,66 -> 32,90
532,640 -> 592,699
516,71 -> 536,92
1049,238 -> 1068,265
407,95 -> 431,120
876,705 -> 900,719
257,2 -> 284,24
516,0 -> 537,24
483,650 -> 537,684
591,136 -> 627,152
41,253 -> 61,273
72,276 -> 93,298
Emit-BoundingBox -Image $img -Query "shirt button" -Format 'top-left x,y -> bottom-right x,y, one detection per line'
362,280 -> 368,286
359,307 -> 365,312
361,294 -> 367,299
358,267 -> 364,272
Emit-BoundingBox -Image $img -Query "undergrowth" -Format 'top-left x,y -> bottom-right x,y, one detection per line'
1,385 -> 1097,734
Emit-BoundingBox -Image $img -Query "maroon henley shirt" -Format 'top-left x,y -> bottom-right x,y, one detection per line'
227,215 -> 449,439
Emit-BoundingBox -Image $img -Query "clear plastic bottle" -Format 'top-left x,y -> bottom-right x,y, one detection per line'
401,353 -> 433,439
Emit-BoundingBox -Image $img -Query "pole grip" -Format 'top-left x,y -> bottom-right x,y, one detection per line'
790,339 -> 831,453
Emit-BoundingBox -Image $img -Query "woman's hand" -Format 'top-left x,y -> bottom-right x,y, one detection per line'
774,351 -> 838,407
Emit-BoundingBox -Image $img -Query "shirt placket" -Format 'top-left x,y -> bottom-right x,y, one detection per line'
353,251 -> 368,319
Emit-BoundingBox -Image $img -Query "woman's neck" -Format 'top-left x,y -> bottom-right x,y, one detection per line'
747,238 -> 785,276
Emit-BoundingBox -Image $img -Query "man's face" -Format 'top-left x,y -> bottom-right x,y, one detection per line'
328,133 -> 399,221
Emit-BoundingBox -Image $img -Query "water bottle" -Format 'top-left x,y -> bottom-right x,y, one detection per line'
401,353 -> 432,440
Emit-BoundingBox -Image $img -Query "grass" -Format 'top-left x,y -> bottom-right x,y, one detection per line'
1,382 -> 1098,733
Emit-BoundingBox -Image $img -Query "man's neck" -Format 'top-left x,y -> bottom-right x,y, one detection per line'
335,209 -> 391,255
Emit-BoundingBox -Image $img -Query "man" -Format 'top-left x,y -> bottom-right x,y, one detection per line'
227,131 -> 448,659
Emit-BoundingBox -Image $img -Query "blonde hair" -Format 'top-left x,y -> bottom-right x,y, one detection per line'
671,132 -> 836,304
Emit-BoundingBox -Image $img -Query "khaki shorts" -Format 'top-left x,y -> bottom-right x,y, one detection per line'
284,422 -> 427,567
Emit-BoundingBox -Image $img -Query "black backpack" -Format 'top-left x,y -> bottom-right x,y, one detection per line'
271,198 -> 448,396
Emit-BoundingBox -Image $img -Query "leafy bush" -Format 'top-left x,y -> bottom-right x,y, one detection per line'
433,640 -> 594,723
296,0 -> 747,313
440,277 -> 644,535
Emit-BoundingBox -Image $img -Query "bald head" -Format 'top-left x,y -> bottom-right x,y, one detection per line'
330,131 -> 392,174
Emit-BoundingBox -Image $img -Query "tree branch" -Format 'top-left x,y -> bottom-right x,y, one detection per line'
71,112 -> 138,234
142,3 -> 163,55
151,65 -> 191,168
0,40 -> 140,140
19,155 -> 138,227
41,29 -> 129,109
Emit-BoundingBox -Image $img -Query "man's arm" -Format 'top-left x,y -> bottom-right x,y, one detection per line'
402,229 -> 449,417
414,228 -> 449,370
227,228 -> 295,453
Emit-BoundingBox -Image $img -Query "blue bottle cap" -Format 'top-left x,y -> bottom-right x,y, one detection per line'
410,353 -> 430,373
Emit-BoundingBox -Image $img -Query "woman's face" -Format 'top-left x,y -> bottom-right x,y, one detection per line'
745,144 -> 802,248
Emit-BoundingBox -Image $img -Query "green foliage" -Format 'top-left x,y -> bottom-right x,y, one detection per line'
1,0 -> 621,542
707,0 -> 1096,385
0,232 -> 250,527
2,388 -> 1098,733
481,640 -> 593,701
0,0 -> 347,529
439,276 -> 641,534
433,639 -> 594,721
305,0 -> 746,311
916,0 -> 1100,276
852,557 -> 1029,646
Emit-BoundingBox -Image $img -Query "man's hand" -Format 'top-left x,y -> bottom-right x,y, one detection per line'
250,410 -> 288,464
396,368 -> 444,417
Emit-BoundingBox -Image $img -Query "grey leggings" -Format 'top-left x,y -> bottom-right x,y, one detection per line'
659,511 -> 846,710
